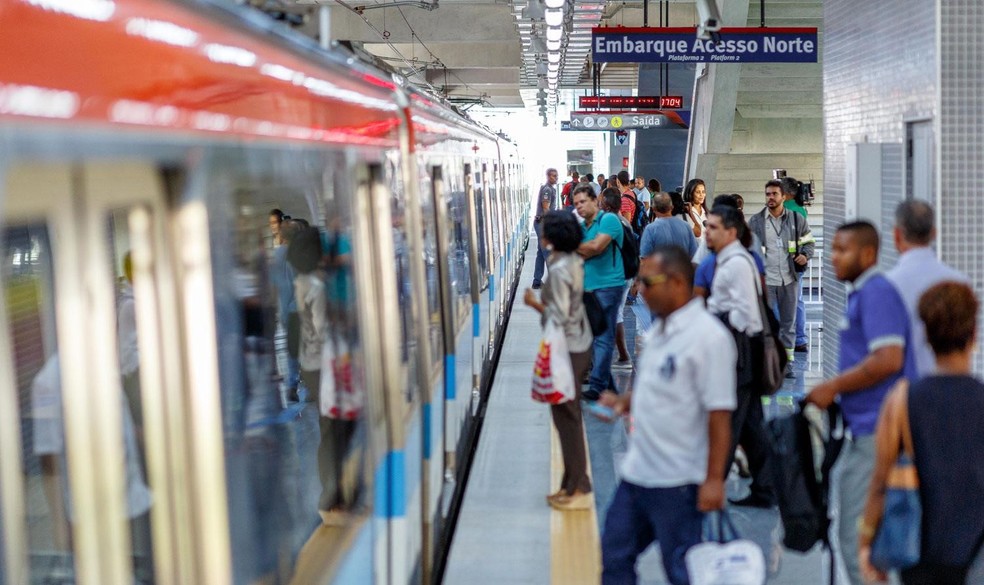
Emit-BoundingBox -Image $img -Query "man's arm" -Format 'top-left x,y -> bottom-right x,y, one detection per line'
577,233 -> 613,258
698,410 -> 731,511
805,345 -> 904,408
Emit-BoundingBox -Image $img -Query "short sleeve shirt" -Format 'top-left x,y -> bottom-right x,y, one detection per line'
537,183 -> 557,218
619,192 -> 637,222
838,270 -> 915,435
582,211 -> 624,292
620,299 -> 737,487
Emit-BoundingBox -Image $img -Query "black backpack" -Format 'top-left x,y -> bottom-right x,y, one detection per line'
768,402 -> 845,584
607,212 -> 640,279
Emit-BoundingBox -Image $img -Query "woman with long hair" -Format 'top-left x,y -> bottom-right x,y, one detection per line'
683,178 -> 709,262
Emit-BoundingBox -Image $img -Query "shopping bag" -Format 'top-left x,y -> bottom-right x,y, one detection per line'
530,320 -> 575,405
685,510 -> 766,585
319,334 -> 363,420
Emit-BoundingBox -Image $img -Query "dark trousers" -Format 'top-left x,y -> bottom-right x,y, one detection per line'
550,350 -> 593,495
533,220 -> 547,285
901,563 -> 969,585
727,384 -> 775,501
301,370 -> 356,512
602,482 -> 703,585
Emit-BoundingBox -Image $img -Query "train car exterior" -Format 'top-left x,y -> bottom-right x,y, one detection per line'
0,1 -> 528,584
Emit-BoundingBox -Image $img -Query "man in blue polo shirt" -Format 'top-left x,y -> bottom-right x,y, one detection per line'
805,221 -> 916,585
573,184 -> 625,401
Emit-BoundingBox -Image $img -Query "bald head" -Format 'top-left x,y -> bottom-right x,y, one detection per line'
895,200 -> 935,246
652,192 -> 673,215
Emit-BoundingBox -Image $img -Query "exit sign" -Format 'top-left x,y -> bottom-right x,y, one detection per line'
579,95 -> 684,109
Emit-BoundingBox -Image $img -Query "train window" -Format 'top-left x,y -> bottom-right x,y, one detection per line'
385,158 -> 422,406
202,150 -> 371,582
416,164 -> 442,371
2,223 -> 77,582
473,169 -> 488,282
445,165 -> 471,324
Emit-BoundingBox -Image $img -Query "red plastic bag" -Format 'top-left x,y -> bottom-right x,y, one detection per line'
531,321 -> 575,405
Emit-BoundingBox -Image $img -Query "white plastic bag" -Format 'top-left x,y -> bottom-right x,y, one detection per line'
319,334 -> 362,420
530,320 -> 575,405
685,511 -> 766,585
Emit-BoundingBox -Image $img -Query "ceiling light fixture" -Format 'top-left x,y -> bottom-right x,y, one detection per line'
544,8 -> 563,27
546,38 -> 561,52
546,26 -> 562,42
547,51 -> 560,64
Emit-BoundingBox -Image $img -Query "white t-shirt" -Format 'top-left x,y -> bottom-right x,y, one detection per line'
619,299 -> 737,487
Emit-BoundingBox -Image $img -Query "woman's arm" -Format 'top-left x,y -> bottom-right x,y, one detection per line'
858,382 -> 907,582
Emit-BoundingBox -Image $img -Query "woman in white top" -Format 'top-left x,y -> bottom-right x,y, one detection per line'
684,178 -> 710,262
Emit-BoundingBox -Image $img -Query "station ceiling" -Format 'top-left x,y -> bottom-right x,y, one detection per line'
254,0 -> 821,113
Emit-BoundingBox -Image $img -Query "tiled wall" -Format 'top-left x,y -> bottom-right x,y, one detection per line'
822,0 -> 937,377
940,1 -> 984,372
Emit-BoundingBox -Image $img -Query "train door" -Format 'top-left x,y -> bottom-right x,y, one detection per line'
0,162 -> 191,584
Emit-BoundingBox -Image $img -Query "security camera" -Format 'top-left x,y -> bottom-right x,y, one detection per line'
695,0 -> 722,42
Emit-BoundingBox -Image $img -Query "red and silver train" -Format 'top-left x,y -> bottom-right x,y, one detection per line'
0,1 -> 529,583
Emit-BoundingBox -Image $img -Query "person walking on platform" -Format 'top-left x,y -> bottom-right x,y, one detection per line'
780,178 -> 811,353
560,170 -> 579,209
805,221 -> 915,585
859,282 -> 984,585
705,205 -> 777,509
601,188 -> 633,369
598,246 -> 736,585
632,192 -> 697,335
748,179 -> 814,377
532,168 -> 559,289
524,211 -> 594,511
573,184 -> 626,401
886,200 -> 968,380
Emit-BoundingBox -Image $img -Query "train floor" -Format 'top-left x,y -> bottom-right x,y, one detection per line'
443,238 -> 845,584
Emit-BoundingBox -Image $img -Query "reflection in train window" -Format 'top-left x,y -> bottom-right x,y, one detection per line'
386,159 -> 420,405
102,208 -> 155,583
2,225 -> 76,582
446,167 -> 471,324
202,150 -> 370,583
473,170 -> 488,280
419,165 -> 442,370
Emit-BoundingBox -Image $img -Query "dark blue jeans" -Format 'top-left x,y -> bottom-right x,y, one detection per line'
602,482 -> 703,585
588,284 -> 626,395
533,220 -> 548,285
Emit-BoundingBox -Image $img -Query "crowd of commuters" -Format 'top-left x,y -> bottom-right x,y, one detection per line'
527,166 -> 981,584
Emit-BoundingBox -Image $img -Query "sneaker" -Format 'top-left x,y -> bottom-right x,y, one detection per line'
794,344 -> 809,353
728,494 -> 776,509
549,492 -> 592,511
785,365 -> 796,379
582,389 -> 600,402
611,359 -> 633,371
531,282 -> 542,289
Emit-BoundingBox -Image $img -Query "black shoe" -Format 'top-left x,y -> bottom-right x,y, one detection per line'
728,494 -> 775,509
286,387 -> 300,403
784,365 -> 796,379
531,282 -> 542,289
794,344 -> 809,353
582,389 -> 600,402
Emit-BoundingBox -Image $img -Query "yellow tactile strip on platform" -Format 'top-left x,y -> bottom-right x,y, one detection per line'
550,424 -> 601,584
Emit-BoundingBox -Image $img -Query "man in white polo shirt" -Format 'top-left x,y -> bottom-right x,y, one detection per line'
599,245 -> 736,585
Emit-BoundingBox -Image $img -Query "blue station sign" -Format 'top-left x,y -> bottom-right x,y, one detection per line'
591,27 -> 819,64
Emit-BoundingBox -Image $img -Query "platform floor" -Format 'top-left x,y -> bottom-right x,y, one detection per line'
444,239 -> 836,584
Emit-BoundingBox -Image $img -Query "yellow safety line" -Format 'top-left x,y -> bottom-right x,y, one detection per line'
550,422 -> 601,584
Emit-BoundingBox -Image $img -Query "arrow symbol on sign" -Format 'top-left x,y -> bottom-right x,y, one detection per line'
572,119 -> 581,127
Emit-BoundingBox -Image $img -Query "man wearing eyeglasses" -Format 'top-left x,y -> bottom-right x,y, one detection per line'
599,246 -> 735,585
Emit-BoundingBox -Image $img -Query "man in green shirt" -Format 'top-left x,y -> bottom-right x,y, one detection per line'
781,177 -> 810,352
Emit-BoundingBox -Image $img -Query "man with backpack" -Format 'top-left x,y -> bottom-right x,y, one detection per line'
573,184 -> 628,401
705,205 -> 778,510
616,171 -> 648,236
560,170 -> 579,210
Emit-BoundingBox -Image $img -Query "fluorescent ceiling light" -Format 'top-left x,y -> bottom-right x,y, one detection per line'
547,51 -> 560,64
546,38 -> 561,52
544,0 -> 564,9
546,26 -> 562,42
544,8 -> 563,27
